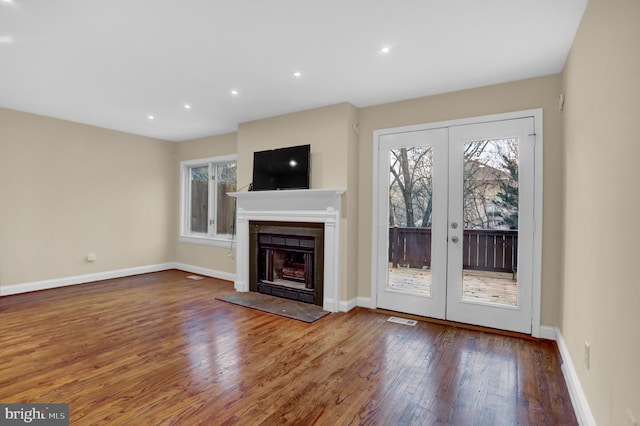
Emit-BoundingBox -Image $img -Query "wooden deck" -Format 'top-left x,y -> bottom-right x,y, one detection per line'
388,266 -> 517,306
0,270 -> 575,425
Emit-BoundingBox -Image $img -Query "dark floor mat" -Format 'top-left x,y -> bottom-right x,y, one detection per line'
216,292 -> 330,323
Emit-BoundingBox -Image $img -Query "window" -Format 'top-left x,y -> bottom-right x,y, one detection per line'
180,155 -> 237,247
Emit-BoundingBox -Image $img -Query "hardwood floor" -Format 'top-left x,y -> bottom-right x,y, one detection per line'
0,270 -> 576,425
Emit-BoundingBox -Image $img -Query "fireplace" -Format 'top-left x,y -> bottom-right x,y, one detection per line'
229,188 -> 345,312
249,221 -> 324,305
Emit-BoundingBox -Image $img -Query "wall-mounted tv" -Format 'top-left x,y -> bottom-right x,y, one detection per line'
251,144 -> 310,191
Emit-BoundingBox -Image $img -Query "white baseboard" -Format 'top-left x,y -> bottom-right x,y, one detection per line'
356,296 -> 374,309
538,325 -> 558,340
554,327 -> 596,426
171,262 -> 236,282
339,297 -> 359,312
0,262 -> 238,297
0,263 -> 174,296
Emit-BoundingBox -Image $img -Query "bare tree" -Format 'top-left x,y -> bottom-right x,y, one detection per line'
389,147 -> 433,227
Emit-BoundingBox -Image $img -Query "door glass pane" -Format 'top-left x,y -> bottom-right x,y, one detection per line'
215,163 -> 237,235
462,139 -> 518,306
387,146 -> 434,296
190,166 -> 209,234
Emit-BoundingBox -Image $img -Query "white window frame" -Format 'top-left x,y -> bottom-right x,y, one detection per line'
179,154 -> 237,248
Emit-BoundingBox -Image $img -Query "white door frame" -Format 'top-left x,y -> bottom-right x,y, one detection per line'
371,109 -> 543,337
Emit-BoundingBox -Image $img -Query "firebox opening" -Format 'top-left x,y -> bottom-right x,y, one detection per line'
249,221 -> 324,306
267,249 -> 309,287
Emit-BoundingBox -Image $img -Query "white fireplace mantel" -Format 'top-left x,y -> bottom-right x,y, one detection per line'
229,188 -> 346,312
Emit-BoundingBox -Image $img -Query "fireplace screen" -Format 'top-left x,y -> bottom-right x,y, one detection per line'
249,222 -> 324,305
265,249 -> 312,288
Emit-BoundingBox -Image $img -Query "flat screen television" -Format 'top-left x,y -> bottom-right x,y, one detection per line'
251,144 -> 310,191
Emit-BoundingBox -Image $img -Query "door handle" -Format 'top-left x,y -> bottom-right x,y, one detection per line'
450,236 -> 459,244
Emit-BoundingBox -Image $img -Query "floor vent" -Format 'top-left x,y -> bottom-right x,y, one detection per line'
387,316 -> 417,326
186,275 -> 204,280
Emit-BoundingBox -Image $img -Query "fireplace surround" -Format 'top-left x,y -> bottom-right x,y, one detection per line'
229,189 -> 345,312
250,221 -> 324,305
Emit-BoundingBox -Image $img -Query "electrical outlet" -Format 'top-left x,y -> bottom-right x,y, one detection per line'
628,408 -> 638,426
584,341 -> 590,369
87,253 -> 97,262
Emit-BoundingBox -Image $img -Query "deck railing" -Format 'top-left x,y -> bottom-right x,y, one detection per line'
388,227 -> 518,273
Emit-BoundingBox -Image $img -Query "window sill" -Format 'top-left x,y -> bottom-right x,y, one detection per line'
179,235 -> 236,249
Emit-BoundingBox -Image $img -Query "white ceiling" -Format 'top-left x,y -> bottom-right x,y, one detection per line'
0,0 -> 587,142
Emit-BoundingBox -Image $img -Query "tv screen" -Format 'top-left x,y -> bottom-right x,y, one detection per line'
251,144 -> 310,191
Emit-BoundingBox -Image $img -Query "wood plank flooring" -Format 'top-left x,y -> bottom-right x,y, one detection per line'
0,270 -> 577,425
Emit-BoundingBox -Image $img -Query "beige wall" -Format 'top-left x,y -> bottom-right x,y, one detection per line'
173,132 -> 237,275
0,108 -> 175,287
237,103 -> 356,189
237,103 -> 359,301
345,104 -> 360,302
561,0 -> 640,423
357,75 -> 565,325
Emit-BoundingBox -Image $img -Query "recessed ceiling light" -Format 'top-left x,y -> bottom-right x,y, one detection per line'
231,90 -> 238,95
293,71 -> 301,78
380,46 -> 390,54
148,115 -> 155,120
0,36 -> 13,44
184,104 -> 191,109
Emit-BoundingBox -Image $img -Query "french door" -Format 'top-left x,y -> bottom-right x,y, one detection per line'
375,116 -> 537,334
